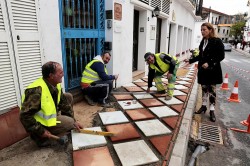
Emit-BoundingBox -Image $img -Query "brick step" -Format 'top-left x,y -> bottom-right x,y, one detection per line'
69,87 -> 84,104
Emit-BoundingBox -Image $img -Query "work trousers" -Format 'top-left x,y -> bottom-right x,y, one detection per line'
154,63 -> 179,96
201,85 -> 216,111
31,93 -> 75,145
83,80 -> 113,104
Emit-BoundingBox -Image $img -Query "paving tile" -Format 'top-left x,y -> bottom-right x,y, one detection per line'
113,140 -> 159,166
139,98 -> 164,107
133,79 -> 144,82
181,89 -> 189,94
149,135 -> 172,156
149,106 -> 178,118
173,90 -> 186,96
159,97 -> 183,105
113,94 -> 134,100
125,86 -> 144,92
71,127 -> 107,150
175,85 -> 189,90
170,104 -> 184,113
162,116 -> 179,129
118,100 -> 144,110
179,77 -> 192,81
186,75 -> 194,78
153,93 -> 167,97
73,146 -> 114,166
175,81 -> 191,85
133,93 -> 154,99
122,82 -> 137,87
142,86 -> 158,91
99,111 -> 129,125
183,83 -> 192,88
135,119 -> 171,136
125,108 -> 155,120
175,95 -> 187,102
134,82 -> 148,87
106,123 -> 140,142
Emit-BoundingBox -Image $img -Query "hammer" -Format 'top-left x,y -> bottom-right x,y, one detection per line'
49,134 -> 68,145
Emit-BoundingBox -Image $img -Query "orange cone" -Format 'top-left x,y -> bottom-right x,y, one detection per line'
240,114 -> 250,126
228,80 -> 241,102
221,73 -> 229,90
230,115 -> 250,134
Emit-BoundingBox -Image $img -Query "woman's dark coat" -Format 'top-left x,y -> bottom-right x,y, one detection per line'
189,37 -> 225,85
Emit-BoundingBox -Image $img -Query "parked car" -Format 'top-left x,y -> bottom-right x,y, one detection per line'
223,43 -> 232,51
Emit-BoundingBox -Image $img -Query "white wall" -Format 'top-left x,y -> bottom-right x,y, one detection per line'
39,0 -> 62,64
39,0 -> 65,88
105,0 -> 134,87
193,21 -> 204,49
169,0 -> 196,60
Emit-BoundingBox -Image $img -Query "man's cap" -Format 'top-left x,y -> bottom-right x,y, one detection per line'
144,52 -> 152,61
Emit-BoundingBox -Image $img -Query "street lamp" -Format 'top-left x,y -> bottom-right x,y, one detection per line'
152,6 -> 160,18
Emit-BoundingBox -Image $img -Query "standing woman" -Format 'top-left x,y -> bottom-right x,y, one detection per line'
185,22 -> 224,122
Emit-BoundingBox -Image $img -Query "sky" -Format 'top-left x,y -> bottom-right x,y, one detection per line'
203,0 -> 249,15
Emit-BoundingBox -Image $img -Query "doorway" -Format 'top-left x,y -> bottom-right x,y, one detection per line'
155,18 -> 162,53
132,10 -> 139,71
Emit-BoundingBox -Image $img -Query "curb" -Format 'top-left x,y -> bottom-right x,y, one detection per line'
169,66 -> 198,166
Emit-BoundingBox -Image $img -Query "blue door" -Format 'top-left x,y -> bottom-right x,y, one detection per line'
59,0 -> 105,91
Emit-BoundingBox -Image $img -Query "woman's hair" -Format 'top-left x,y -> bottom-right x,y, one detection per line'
201,22 -> 218,38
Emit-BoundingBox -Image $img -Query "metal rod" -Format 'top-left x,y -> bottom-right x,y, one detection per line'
111,91 -> 158,95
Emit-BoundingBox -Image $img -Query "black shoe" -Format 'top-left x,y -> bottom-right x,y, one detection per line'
195,105 -> 207,114
84,95 -> 96,106
210,111 -> 216,122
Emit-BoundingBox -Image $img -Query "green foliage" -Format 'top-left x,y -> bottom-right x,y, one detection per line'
230,21 -> 246,39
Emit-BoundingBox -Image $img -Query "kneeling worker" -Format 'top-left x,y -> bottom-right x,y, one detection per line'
144,52 -> 179,100
20,61 -> 83,147
81,52 -> 118,107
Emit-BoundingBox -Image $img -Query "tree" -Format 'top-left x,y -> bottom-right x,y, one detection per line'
230,21 -> 246,39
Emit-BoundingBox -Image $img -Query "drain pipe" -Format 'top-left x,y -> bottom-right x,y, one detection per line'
188,145 -> 208,166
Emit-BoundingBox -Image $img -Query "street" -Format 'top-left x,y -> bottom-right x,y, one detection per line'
196,49 -> 250,166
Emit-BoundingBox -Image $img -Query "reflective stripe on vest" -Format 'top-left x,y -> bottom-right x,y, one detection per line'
149,53 -> 178,73
81,59 -> 108,84
21,77 -> 61,127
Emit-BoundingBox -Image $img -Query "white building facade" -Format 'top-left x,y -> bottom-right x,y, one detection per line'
0,0 -> 199,113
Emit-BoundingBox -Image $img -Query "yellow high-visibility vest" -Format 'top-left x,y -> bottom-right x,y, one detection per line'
149,53 -> 178,73
81,59 -> 108,84
22,78 -> 61,127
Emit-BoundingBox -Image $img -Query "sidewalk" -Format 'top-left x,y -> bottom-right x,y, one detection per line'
233,46 -> 250,58
0,64 -> 198,166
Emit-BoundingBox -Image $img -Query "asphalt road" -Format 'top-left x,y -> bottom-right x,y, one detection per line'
192,50 -> 250,166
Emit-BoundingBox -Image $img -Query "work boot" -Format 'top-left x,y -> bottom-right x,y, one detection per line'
84,95 -> 96,106
195,105 -> 207,114
165,95 -> 172,100
210,111 -> 216,122
100,102 -> 113,108
157,90 -> 166,94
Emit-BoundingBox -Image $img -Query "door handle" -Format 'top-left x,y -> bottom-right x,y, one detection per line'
17,35 -> 20,40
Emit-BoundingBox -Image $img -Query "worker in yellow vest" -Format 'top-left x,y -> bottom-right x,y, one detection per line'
20,61 -> 82,147
81,52 -> 118,107
144,52 -> 179,100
